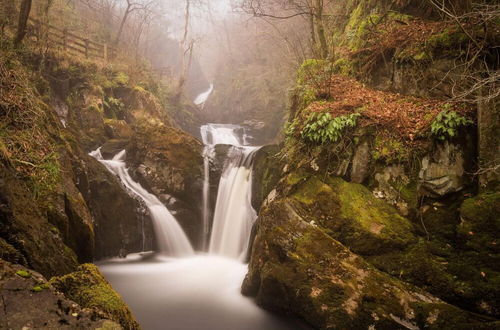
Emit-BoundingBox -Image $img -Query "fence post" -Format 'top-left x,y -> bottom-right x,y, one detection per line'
103,44 -> 108,62
62,28 -> 67,52
85,39 -> 89,58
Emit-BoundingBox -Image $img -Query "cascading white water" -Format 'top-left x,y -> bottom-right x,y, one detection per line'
96,125 -> 307,330
194,83 -> 214,107
209,146 -> 257,260
200,124 -> 258,260
90,148 -> 194,257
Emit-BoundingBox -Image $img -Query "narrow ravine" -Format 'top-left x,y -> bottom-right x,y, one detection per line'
95,124 -> 307,330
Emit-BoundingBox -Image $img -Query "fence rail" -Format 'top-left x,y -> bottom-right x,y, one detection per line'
28,18 -> 116,61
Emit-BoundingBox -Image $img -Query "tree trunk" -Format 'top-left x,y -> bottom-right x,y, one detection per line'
115,4 -> 132,45
314,0 -> 328,59
14,0 -> 32,47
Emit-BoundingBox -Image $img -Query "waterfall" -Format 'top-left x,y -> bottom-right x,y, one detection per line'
194,83 -> 214,107
200,124 -> 259,260
209,147 -> 258,260
90,148 -> 194,257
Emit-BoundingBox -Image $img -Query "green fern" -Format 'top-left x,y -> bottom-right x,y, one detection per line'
301,112 -> 360,144
431,110 -> 472,141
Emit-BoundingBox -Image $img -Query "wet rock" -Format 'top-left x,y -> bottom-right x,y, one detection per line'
50,263 -> 140,329
100,139 -> 130,159
458,192 -> 500,254
251,145 -> 281,211
289,173 -> 416,255
419,142 -> 465,197
243,197 -> 494,329
0,259 -> 123,329
127,120 -> 203,247
83,157 -> 154,259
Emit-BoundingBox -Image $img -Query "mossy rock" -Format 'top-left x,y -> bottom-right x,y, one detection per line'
243,198 -> 494,329
251,145 -> 282,210
50,264 -> 140,329
1,259 -> 122,329
458,192 -> 500,253
290,173 -> 416,254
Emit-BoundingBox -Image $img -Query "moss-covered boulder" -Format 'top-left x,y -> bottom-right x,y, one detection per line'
243,198 -> 495,329
289,173 -> 416,255
127,118 -> 203,246
50,264 -> 140,329
0,259 -> 122,329
458,192 -> 500,254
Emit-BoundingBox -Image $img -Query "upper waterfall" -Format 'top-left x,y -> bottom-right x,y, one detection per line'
90,148 -> 194,257
194,83 -> 214,107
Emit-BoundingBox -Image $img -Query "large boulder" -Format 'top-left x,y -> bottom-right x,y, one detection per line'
288,173 -> 416,255
127,118 -> 203,247
242,197 -> 495,329
0,259 -> 123,329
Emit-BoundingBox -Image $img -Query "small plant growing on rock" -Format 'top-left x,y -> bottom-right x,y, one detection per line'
431,109 -> 472,141
301,112 -> 360,144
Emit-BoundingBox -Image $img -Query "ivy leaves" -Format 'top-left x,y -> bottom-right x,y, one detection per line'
301,112 -> 360,144
431,110 -> 472,141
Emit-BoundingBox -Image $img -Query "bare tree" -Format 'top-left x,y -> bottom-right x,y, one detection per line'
14,0 -> 33,47
238,0 -> 331,58
115,0 -> 155,45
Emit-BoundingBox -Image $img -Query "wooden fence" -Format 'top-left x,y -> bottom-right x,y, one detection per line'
28,17 -> 116,61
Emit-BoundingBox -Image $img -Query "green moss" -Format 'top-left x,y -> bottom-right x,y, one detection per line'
333,58 -> 354,76
458,192 -> 500,253
290,174 -> 415,254
373,135 -> 410,163
50,264 -> 140,329
16,270 -> 31,278
285,171 -> 309,187
413,51 -> 431,61
114,72 -> 129,86
31,283 -> 49,292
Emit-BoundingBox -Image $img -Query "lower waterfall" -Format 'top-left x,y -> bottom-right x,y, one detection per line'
96,124 -> 307,330
90,148 -> 194,256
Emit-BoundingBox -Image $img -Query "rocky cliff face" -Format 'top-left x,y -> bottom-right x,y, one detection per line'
0,47 -> 203,279
243,1 -> 499,327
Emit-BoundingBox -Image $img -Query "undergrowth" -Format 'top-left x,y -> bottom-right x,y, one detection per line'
431,108 -> 473,141
301,112 -> 360,144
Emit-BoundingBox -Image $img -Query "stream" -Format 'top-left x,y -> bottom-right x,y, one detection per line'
92,124 -> 307,330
